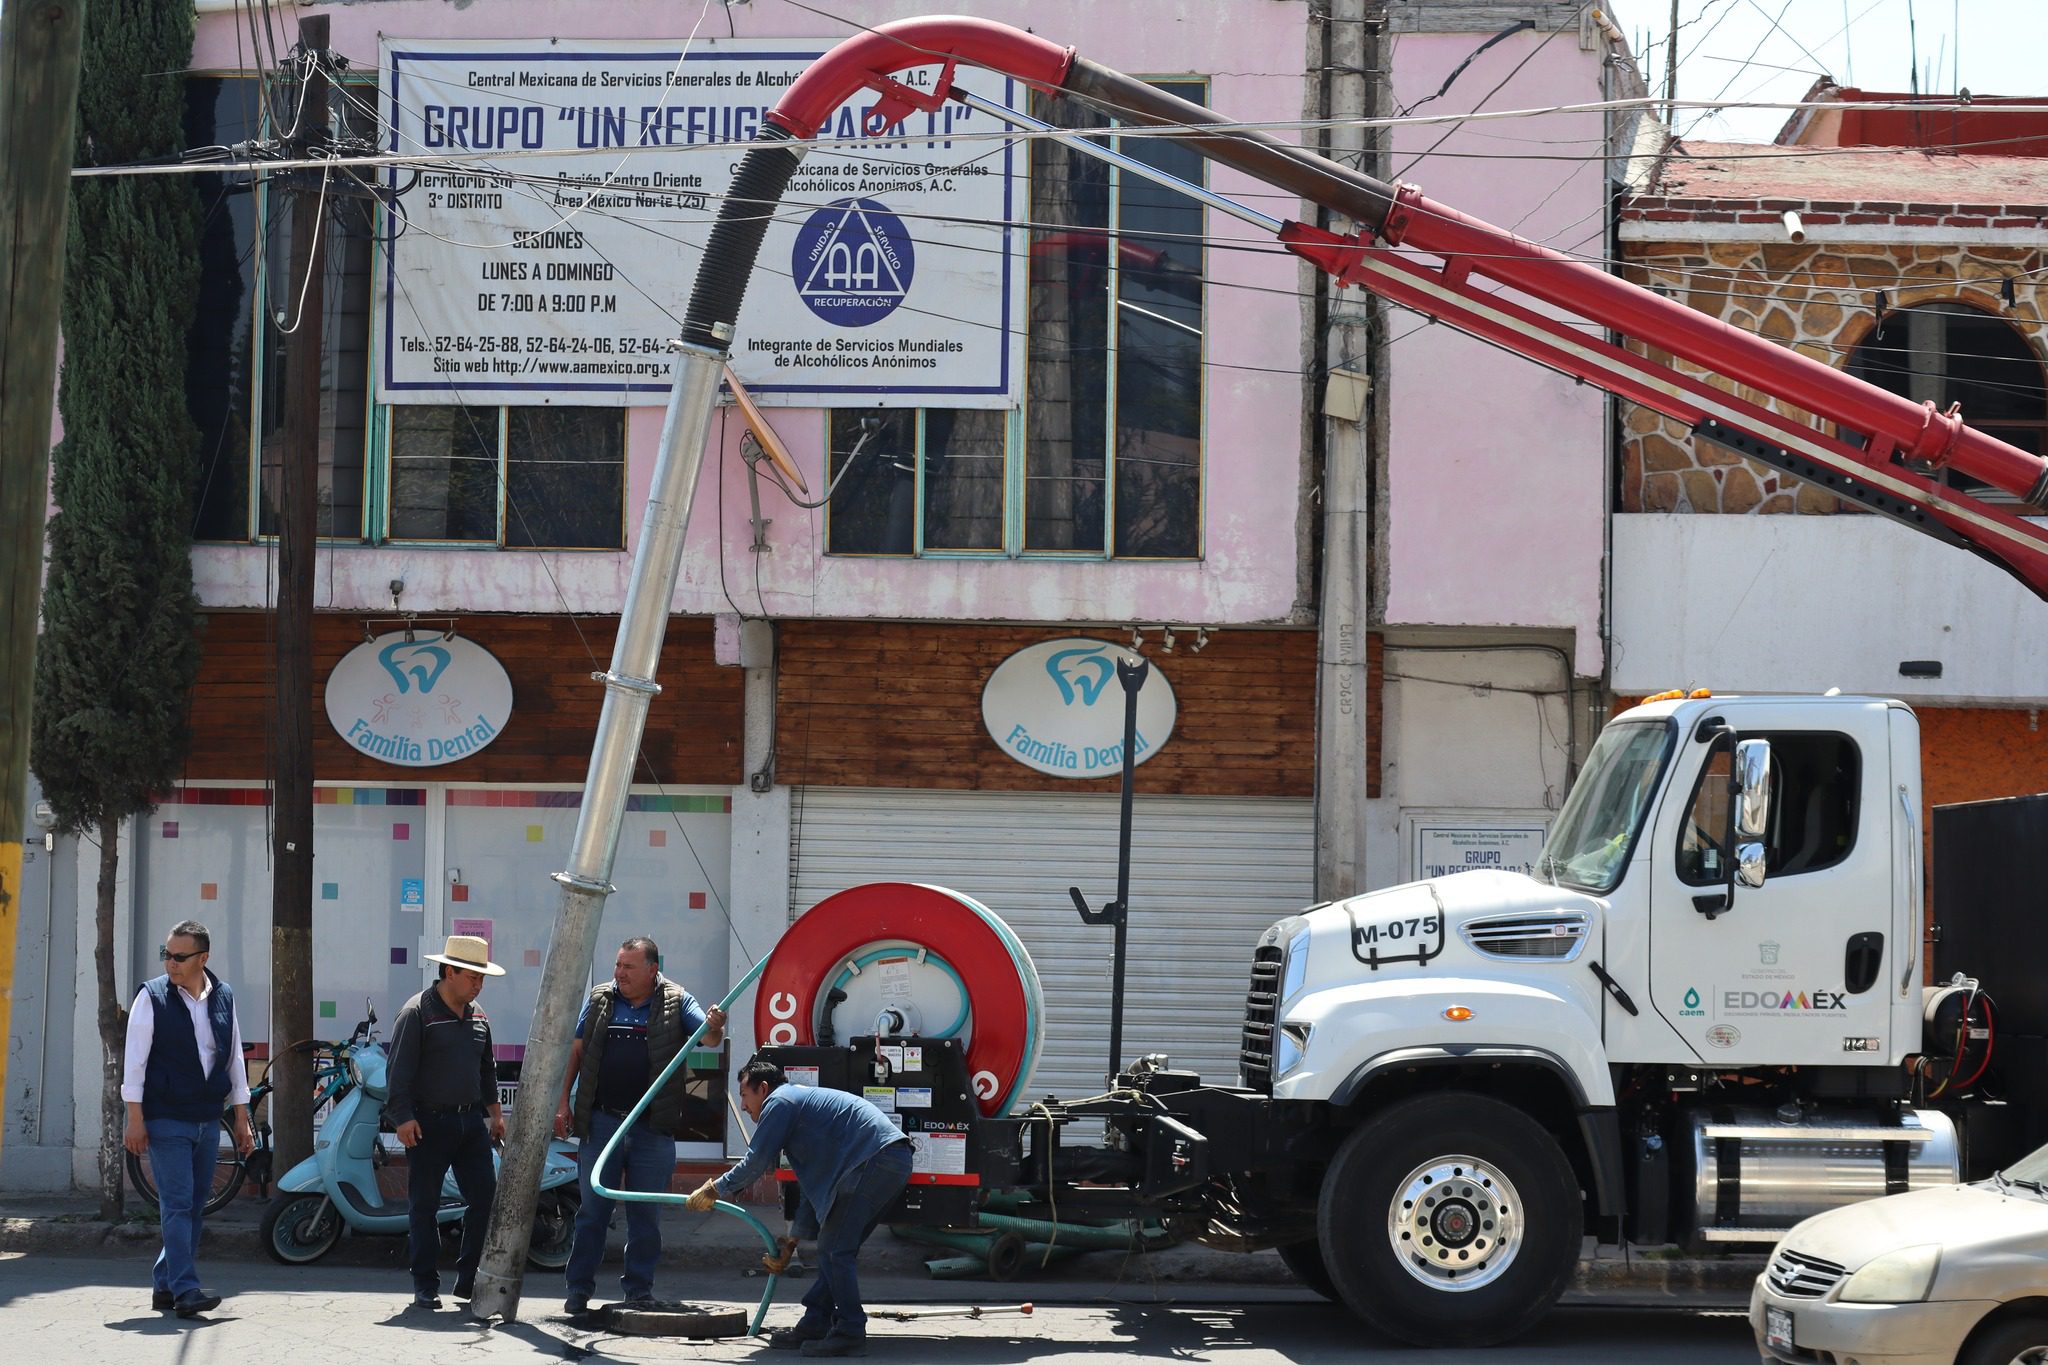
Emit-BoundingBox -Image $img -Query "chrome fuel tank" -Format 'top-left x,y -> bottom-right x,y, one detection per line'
1687,1106 -> 1959,1244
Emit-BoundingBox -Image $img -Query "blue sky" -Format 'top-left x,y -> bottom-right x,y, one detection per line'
1602,0 -> 2048,141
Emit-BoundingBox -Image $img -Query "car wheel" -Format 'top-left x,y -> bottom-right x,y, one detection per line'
1960,1316 -> 2048,1365
1317,1091 -> 1582,1348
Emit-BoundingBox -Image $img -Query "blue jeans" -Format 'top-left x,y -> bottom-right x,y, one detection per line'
146,1116 -> 217,1298
566,1109 -> 677,1301
406,1109 -> 497,1294
798,1141 -> 914,1341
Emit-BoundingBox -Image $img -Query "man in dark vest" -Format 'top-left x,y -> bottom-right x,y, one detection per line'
554,936 -> 725,1314
386,933 -> 506,1309
121,919 -> 254,1318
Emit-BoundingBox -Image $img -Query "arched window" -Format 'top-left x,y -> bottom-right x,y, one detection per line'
1845,303 -> 2048,498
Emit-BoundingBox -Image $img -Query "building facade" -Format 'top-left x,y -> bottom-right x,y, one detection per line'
7,0 -> 1635,1188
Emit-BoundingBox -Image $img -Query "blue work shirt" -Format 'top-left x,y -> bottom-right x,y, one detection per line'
714,1084 -> 910,1236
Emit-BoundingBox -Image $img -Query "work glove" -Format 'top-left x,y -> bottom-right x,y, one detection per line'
685,1180 -> 719,1213
761,1236 -> 799,1274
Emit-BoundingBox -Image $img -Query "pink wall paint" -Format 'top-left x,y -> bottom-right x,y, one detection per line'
1383,32 -> 1610,675
191,1 -> 1309,626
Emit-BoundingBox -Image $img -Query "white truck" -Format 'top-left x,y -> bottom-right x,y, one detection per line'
1221,689 -> 1975,1344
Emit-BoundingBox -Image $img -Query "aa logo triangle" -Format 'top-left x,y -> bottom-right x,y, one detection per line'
793,197 -> 917,327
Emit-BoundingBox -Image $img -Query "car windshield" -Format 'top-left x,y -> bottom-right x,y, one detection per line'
1997,1143 -> 2048,1194
1537,721 -> 1674,894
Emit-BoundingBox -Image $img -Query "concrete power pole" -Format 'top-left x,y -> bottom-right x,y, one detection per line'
270,15 -> 331,1176
0,0 -> 87,1157
1313,0 -> 1381,901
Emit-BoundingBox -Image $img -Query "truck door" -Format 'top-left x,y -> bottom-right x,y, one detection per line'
1645,701 -> 1895,1067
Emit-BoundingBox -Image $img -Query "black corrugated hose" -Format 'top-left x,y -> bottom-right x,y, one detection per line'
682,124 -> 805,351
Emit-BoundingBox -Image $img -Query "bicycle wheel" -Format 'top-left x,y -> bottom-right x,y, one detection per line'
126,1113 -> 248,1215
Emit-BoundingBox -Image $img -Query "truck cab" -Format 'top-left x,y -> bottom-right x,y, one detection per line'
1243,695 -> 1962,1348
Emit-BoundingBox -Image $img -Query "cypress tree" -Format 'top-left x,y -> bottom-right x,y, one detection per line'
30,0 -> 203,1219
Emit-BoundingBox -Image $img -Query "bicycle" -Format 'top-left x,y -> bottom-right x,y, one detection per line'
127,1035 -> 354,1216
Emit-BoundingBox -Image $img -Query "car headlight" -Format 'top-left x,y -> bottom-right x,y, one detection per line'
1838,1244 -> 1941,1304
1281,928 -> 1311,1004
1275,1022 -> 1312,1078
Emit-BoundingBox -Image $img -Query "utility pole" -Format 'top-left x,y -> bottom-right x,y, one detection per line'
0,0 -> 87,1157
1664,0 -> 1681,122
270,15 -> 330,1177
1313,0 -> 1377,901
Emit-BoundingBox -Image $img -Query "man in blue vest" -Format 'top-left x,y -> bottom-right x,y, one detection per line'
688,1058 -> 914,1358
121,919 -> 254,1318
553,936 -> 726,1315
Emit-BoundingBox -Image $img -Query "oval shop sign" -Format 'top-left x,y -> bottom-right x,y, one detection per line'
981,638 -> 1177,778
325,632 -> 513,767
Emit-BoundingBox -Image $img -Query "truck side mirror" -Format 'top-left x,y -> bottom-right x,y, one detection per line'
1731,738 -> 1771,891
1733,738 -> 1772,840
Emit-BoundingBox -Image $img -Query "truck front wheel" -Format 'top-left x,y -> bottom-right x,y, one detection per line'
1318,1092 -> 1581,1347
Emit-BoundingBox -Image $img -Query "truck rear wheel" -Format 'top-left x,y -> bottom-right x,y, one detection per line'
1317,1092 -> 1581,1348
1276,1239 -> 1337,1301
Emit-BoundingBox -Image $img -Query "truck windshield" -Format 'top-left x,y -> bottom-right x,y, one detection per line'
1537,721 -> 1674,894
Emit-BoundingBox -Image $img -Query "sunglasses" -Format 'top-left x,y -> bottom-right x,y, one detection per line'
159,946 -> 206,963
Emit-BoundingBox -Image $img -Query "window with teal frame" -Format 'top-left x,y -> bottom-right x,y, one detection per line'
824,80 -> 1206,560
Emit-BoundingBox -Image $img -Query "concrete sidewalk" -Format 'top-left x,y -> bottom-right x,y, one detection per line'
0,1191 -> 1762,1304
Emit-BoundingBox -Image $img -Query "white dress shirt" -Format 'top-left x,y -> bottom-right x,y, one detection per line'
121,975 -> 253,1107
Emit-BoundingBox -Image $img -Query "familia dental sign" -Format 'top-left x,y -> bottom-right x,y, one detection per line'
980,639 -> 1178,779
325,633 -> 515,767
379,37 -> 1025,410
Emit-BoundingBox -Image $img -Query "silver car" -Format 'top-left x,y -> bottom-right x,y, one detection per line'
1752,1143 -> 2048,1365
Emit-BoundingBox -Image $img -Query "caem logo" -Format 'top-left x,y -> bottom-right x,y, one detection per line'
1678,987 -> 1706,1018
792,197 -> 915,327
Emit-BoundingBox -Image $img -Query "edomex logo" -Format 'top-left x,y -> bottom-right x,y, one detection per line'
380,639 -> 453,694
792,197 -> 915,326
1044,645 -> 1115,707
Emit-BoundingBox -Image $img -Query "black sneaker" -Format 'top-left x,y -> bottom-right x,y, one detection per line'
563,1293 -> 592,1317
411,1291 -> 443,1310
172,1289 -> 223,1319
767,1323 -> 830,1350
152,1290 -> 175,1312
615,1295 -> 658,1312
451,1279 -> 475,1301
800,1334 -> 868,1359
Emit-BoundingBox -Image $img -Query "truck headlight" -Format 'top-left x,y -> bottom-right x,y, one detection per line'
1275,1022 -> 1312,1078
1838,1244 -> 1941,1304
1281,928 -> 1310,1004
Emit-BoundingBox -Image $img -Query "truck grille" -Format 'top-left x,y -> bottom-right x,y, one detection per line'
1240,946 -> 1282,1092
1765,1246 -> 1847,1299
1460,911 -> 1591,961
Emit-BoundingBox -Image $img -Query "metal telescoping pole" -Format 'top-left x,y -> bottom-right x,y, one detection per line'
1107,656 -> 1147,1082
469,336 -> 730,1322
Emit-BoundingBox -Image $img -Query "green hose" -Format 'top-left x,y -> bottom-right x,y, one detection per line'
592,956 -> 783,1335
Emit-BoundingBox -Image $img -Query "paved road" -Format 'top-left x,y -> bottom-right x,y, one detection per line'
0,1249 -> 1761,1362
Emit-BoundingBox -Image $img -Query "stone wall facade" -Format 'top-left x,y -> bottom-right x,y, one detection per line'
1616,240 -> 2048,513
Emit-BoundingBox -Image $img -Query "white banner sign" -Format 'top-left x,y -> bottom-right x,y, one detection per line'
1412,822 -> 1550,881
379,38 -> 1026,407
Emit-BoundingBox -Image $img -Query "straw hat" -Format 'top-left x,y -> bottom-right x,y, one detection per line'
423,934 -> 505,977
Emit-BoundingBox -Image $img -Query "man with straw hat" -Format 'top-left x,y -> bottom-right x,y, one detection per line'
387,933 -> 506,1309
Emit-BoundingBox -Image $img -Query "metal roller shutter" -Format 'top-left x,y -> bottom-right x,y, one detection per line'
788,787 -> 1316,1113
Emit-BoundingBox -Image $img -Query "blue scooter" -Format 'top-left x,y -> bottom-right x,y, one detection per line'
259,1007 -> 581,1267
